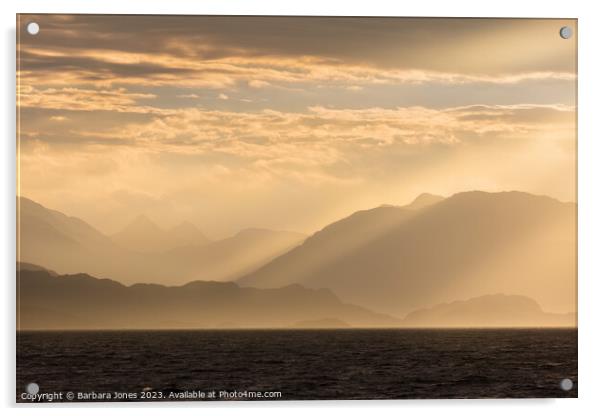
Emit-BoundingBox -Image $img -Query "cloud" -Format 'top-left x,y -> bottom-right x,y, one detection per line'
50,104 -> 573,167
18,101 -> 577,237
15,15 -> 577,236
17,15 -> 577,96
18,85 -> 160,113
18,15 -> 576,74
218,93 -> 229,100
249,80 -> 270,88
19,46 -> 575,91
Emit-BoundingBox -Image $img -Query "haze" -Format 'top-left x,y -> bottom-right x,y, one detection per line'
17,16 -> 576,238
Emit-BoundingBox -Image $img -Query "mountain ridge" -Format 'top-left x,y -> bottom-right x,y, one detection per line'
17,196 -> 306,285
405,193 -> 445,210
401,294 -> 576,328
239,190 -> 576,317
17,264 -> 575,329
17,267 -> 399,330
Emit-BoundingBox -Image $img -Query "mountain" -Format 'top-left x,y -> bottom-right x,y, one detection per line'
17,262 -> 57,276
111,215 -> 210,253
17,197 -> 306,285
405,193 -> 444,210
401,294 -> 576,328
18,197 -> 112,250
167,221 -> 210,248
16,267 -> 399,330
164,228 -> 307,282
18,196 -> 125,279
239,191 -> 576,317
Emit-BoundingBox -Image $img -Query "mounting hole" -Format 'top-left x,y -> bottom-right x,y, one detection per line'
560,378 -> 573,391
559,26 -> 572,40
26,22 -> 40,36
26,382 -> 39,395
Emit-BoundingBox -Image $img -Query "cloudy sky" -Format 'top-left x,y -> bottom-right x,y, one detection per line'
17,15 -> 577,237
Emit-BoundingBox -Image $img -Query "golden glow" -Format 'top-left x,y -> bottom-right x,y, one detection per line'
17,15 -> 576,238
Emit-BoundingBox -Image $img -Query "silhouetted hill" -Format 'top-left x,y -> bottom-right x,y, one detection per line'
239,191 -> 576,317
17,262 -> 57,276
401,294 -> 576,327
17,268 -> 399,330
17,197 -> 306,285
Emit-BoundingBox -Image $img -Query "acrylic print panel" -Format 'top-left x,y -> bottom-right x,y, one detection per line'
16,15 -> 577,402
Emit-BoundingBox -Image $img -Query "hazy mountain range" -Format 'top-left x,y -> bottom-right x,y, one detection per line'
239,191 -> 576,317
17,196 -> 305,285
400,294 -> 576,328
17,265 -> 398,329
17,264 -> 574,329
17,190 -> 576,326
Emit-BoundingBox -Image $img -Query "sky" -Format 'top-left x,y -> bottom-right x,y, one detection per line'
17,15 -> 577,238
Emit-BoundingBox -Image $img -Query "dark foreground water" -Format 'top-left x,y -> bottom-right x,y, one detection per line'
17,329 -> 577,402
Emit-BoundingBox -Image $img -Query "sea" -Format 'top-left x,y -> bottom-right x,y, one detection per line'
16,328 -> 577,402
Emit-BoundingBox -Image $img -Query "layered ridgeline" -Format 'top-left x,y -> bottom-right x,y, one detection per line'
17,265 -> 573,329
17,197 -> 305,285
16,265 -> 398,330
18,191 -> 577,324
239,191 -> 576,318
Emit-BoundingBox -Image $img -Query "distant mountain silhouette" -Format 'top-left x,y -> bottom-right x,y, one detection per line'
16,266 -> 399,330
405,193 -> 444,210
17,197 -> 306,285
401,294 -> 576,327
111,215 -> 210,253
17,262 -> 58,276
18,196 -> 123,277
239,191 -> 576,317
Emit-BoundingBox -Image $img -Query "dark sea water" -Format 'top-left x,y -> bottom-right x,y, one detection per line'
16,329 -> 577,402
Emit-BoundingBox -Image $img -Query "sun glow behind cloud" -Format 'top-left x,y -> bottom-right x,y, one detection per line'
17,15 -> 576,237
